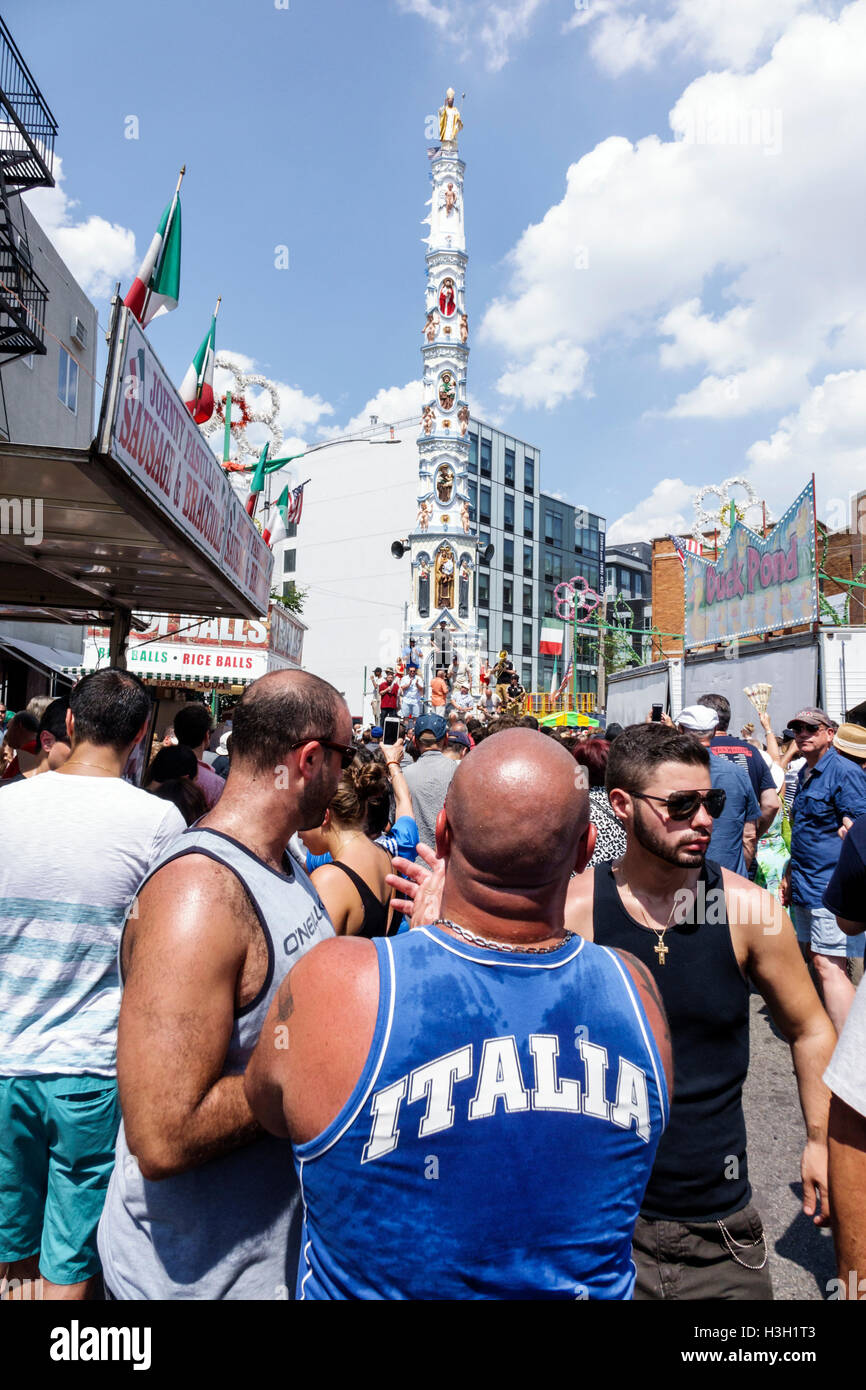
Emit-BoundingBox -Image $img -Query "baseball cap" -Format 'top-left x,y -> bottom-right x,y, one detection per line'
414,713 -> 448,741
447,730 -> 472,750
370,725 -> 383,738
833,723 -> 866,758
676,704 -> 718,733
789,707 -> 836,730
407,662 -> 419,671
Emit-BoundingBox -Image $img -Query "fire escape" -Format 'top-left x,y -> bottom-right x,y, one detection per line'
0,16 -> 56,369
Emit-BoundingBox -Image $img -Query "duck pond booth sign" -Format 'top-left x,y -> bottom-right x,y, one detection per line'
675,480 -> 819,649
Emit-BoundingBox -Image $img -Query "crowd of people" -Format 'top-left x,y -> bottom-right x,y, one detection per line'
1,664 -> 865,1302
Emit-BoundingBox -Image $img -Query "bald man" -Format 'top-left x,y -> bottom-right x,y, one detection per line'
98,670 -> 352,1300
246,730 -> 673,1300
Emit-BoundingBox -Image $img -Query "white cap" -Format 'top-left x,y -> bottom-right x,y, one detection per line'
677,704 -> 719,733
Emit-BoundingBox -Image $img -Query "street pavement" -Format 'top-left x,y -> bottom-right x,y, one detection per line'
743,993 -> 836,1301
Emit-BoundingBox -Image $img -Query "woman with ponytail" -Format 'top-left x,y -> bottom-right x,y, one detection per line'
300,758 -> 394,936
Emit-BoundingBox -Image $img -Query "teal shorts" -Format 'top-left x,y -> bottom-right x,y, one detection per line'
0,1074 -> 120,1285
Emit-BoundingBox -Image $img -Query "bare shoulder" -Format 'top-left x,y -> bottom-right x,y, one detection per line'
720,866 -> 786,942
274,935 -> 379,1020
123,853 -> 253,975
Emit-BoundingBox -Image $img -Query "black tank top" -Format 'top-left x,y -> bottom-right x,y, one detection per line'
593,860 -> 751,1221
330,859 -> 391,938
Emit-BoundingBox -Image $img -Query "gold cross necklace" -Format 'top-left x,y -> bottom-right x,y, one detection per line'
614,868 -> 677,965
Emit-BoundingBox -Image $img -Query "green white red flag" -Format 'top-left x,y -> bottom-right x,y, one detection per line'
124,171 -> 184,326
539,622 -> 564,655
180,299 -> 220,424
245,442 -> 269,517
262,486 -> 290,547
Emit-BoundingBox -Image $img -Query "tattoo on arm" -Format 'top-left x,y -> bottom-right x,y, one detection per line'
618,950 -> 671,1047
276,977 -> 294,1023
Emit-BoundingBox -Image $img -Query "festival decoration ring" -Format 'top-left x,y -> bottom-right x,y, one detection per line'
554,575 -> 602,623
691,476 -> 762,544
201,353 -> 284,467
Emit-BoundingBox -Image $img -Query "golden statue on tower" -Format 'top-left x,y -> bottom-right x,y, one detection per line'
439,88 -> 463,144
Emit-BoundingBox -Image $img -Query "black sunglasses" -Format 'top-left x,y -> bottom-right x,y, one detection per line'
631,789 -> 727,821
789,722 -> 820,736
290,738 -> 356,770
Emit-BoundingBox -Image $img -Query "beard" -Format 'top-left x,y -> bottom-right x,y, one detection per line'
296,764 -> 339,832
631,802 -> 709,868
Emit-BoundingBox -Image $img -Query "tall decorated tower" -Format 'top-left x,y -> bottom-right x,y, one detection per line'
404,89 -> 482,693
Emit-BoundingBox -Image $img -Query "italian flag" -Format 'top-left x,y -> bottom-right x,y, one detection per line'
179,299 -> 220,424
245,442 -> 269,518
262,486 -> 290,547
539,622 -> 564,656
124,172 -> 184,326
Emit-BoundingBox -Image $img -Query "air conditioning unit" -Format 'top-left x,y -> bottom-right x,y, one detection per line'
70,315 -> 88,349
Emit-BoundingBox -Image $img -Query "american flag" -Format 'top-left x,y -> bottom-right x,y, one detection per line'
671,534 -> 703,569
286,482 -> 306,525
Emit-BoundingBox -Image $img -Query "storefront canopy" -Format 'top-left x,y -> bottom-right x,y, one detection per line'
0,303 -> 273,624
0,632 -> 83,681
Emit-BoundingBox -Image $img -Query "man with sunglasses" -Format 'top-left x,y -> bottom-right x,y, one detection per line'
564,723 -> 836,1300
782,707 -> 866,1035
99,669 -> 351,1300
677,705 -> 761,875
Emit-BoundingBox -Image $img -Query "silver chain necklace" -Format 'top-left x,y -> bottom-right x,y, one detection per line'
434,918 -> 575,955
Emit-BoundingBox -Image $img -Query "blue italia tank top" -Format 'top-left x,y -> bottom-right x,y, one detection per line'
292,924 -> 669,1300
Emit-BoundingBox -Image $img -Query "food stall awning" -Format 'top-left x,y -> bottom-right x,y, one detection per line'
0,632 -> 84,680
0,304 -> 273,622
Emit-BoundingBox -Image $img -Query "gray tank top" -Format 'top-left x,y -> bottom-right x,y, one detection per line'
98,827 -> 333,1300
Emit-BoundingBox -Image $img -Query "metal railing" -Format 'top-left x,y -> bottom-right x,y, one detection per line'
525,691 -> 597,716
0,18 -> 56,191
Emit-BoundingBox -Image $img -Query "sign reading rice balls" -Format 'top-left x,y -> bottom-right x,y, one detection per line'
675,481 -> 819,650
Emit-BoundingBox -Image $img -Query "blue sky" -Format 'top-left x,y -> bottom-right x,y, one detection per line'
12,0 -> 866,540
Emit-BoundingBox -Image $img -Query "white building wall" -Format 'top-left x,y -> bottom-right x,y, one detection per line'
278,435 -> 420,719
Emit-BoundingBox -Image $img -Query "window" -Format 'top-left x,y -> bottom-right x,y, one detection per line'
522,663 -> 532,690
502,619 -> 513,651
480,438 -> 492,476
504,447 -> 515,486
478,614 -> 489,648
524,500 -> 534,538
543,588 -> 554,617
575,526 -> 600,556
523,542 -> 533,577
467,480 -> 477,519
283,548 -> 296,574
480,484 -> 491,524
544,509 -> 563,547
523,622 -> 533,656
469,434 -> 478,470
478,570 -> 490,607
502,578 -> 513,611
523,582 -> 534,616
503,537 -> 514,571
524,456 -> 535,493
544,551 -> 563,585
58,347 -> 78,414
504,493 -> 514,532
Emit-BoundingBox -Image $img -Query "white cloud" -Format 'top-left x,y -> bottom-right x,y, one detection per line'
746,369 -> 866,526
565,0 -> 836,76
480,2 -> 866,419
608,368 -> 866,544
323,380 -> 425,439
497,340 -> 590,408
24,155 -> 136,300
607,477 -> 693,544
395,0 -> 549,69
